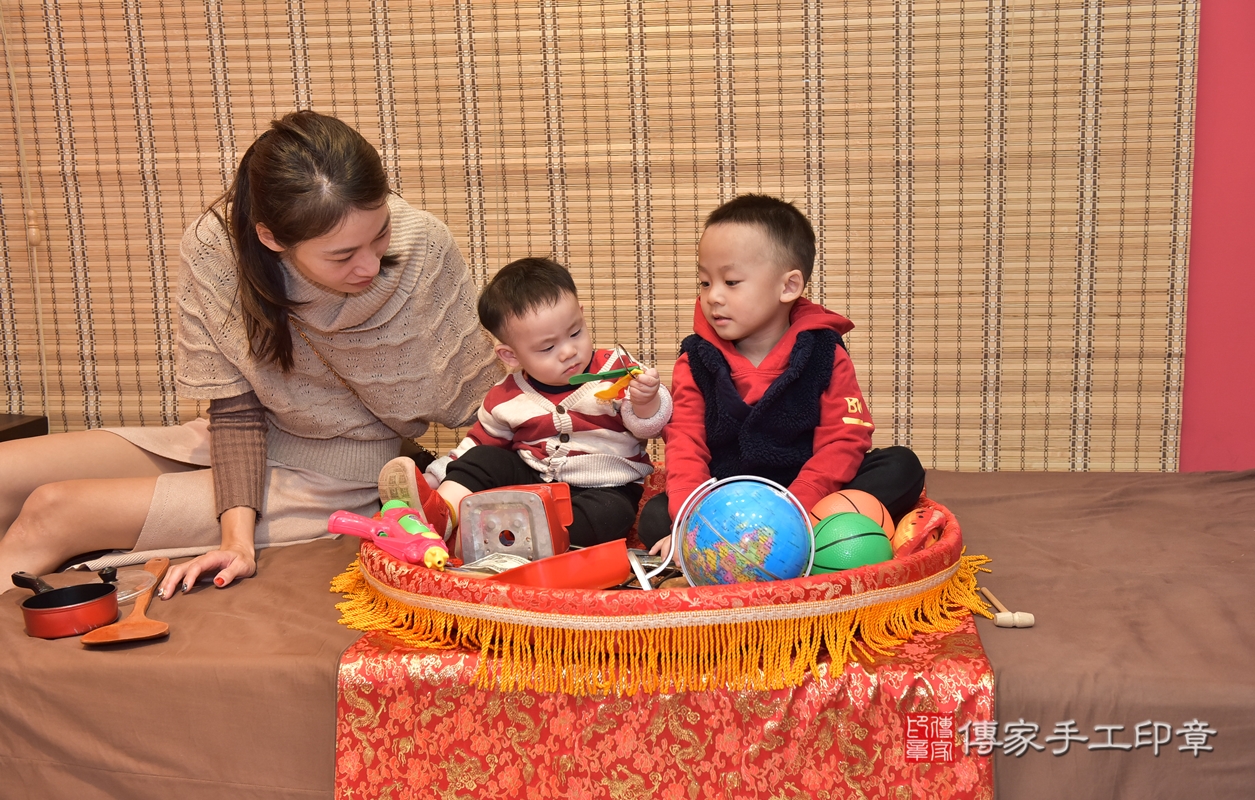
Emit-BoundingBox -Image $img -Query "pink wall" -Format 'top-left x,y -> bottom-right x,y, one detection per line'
1179,0 -> 1255,471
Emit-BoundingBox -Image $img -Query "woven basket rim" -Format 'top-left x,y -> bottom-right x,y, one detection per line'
352,496 -> 962,624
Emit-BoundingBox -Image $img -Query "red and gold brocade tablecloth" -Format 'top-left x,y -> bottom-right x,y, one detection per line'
335,616 -> 993,799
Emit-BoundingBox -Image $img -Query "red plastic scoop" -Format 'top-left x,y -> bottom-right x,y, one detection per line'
488,540 -> 630,590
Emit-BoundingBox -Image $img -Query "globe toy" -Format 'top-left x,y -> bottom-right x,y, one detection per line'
810,513 -> 894,574
809,489 -> 894,537
674,476 -> 815,586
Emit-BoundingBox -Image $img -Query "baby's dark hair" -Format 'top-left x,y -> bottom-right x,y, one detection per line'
478,257 -> 579,340
704,194 -> 816,282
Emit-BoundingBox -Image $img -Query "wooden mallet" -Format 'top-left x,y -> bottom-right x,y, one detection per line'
980,587 -> 1035,628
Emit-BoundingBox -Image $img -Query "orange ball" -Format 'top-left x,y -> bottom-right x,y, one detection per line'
809,490 -> 893,537
891,507 -> 946,556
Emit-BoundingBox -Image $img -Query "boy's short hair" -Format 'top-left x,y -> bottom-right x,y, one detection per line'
704,194 -> 816,282
478,257 -> 578,340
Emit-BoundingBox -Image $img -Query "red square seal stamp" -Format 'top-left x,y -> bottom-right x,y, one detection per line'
906,713 -> 956,762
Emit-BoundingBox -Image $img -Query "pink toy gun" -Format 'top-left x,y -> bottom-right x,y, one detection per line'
327,501 -> 449,570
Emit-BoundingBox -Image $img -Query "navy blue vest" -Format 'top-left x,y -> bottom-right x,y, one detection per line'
680,329 -> 844,487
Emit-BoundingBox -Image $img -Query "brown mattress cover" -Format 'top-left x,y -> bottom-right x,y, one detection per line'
0,537 -> 361,800
2,471 -> 1252,799
928,469 -> 1255,800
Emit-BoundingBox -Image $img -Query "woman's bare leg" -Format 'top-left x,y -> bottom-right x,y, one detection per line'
0,431 -> 198,592
0,476 -> 162,592
0,431 -> 196,534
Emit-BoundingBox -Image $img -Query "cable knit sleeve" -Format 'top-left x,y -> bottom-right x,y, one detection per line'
175,214 -> 255,401
421,221 -> 502,428
208,390 -> 267,518
621,383 -> 673,440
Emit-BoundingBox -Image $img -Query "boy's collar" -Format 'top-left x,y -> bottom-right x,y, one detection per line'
525,374 -> 576,395
522,357 -> 595,395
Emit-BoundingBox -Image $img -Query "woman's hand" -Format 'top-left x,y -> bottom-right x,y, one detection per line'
157,506 -> 257,599
628,367 -> 662,418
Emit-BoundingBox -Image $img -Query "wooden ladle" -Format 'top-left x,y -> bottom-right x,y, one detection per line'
81,557 -> 170,645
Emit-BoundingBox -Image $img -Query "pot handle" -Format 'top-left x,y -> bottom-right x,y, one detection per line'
11,572 -> 55,594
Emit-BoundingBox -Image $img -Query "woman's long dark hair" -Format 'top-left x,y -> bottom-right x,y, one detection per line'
212,110 -> 393,371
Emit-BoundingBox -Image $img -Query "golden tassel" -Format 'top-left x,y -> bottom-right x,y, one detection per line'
331,553 -> 994,696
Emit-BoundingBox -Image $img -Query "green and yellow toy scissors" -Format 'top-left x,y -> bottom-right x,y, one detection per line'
567,343 -> 644,400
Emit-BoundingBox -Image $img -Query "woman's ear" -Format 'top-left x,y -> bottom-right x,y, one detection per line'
780,269 -> 805,303
255,223 -> 284,253
495,343 -> 521,371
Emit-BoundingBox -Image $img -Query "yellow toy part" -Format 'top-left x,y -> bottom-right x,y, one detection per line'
423,547 -> 448,571
594,367 -> 642,401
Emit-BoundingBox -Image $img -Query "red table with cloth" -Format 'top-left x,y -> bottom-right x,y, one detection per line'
330,495 -> 994,798
336,621 -> 992,798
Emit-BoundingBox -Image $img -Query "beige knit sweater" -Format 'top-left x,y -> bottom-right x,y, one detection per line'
177,194 -> 500,483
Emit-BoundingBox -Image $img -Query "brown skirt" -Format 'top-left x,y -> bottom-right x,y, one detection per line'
79,420 -> 378,570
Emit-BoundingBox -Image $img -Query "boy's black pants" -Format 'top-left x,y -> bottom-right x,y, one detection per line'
444,445 -> 644,548
635,445 -> 926,549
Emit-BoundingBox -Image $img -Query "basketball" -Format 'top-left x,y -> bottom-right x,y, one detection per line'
809,489 -> 894,537
809,513 -> 894,574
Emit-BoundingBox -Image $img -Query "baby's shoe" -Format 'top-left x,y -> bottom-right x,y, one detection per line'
379,456 -> 421,507
378,456 -> 455,540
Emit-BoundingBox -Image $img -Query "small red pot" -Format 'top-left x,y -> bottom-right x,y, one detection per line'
12,571 -> 119,639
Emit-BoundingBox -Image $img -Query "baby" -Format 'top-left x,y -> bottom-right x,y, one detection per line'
380,257 -> 672,549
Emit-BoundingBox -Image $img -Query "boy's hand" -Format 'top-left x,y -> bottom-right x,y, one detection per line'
628,367 -> 662,418
648,533 -> 673,561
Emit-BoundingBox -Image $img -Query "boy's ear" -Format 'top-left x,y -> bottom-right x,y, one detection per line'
495,342 -> 522,371
780,269 -> 805,303
255,224 -> 284,253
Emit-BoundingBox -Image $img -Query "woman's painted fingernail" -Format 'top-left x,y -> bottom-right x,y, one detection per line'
214,577 -> 225,587
156,588 -> 164,599
181,583 -> 189,593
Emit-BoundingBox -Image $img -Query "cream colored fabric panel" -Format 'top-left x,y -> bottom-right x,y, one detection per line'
0,1 -> 1198,470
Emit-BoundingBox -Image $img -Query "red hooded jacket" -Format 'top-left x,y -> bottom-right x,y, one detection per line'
663,297 -> 874,518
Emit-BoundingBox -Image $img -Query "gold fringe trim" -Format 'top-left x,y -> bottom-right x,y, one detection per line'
331,553 -> 993,696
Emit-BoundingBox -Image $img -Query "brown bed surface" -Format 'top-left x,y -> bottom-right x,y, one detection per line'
929,469 -> 1255,799
2,471 -> 1252,799
0,537 -> 361,800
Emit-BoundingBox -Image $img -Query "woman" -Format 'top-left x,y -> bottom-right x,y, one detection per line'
0,111 -> 498,598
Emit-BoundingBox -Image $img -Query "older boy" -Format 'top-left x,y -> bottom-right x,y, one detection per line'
638,194 -> 924,553
381,257 -> 672,548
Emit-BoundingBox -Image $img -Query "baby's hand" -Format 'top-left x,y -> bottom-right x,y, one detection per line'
628,367 -> 661,417
648,534 -> 673,562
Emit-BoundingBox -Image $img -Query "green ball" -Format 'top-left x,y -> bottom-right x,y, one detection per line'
810,513 -> 894,574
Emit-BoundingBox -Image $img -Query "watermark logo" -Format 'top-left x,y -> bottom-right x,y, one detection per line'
905,713 -> 956,763
951,718 -> 1217,758
901,715 -> 1217,762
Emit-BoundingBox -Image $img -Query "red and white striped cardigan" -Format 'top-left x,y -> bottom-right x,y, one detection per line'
427,349 -> 672,488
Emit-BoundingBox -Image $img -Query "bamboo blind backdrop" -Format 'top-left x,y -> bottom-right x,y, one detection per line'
0,0 -> 1197,471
